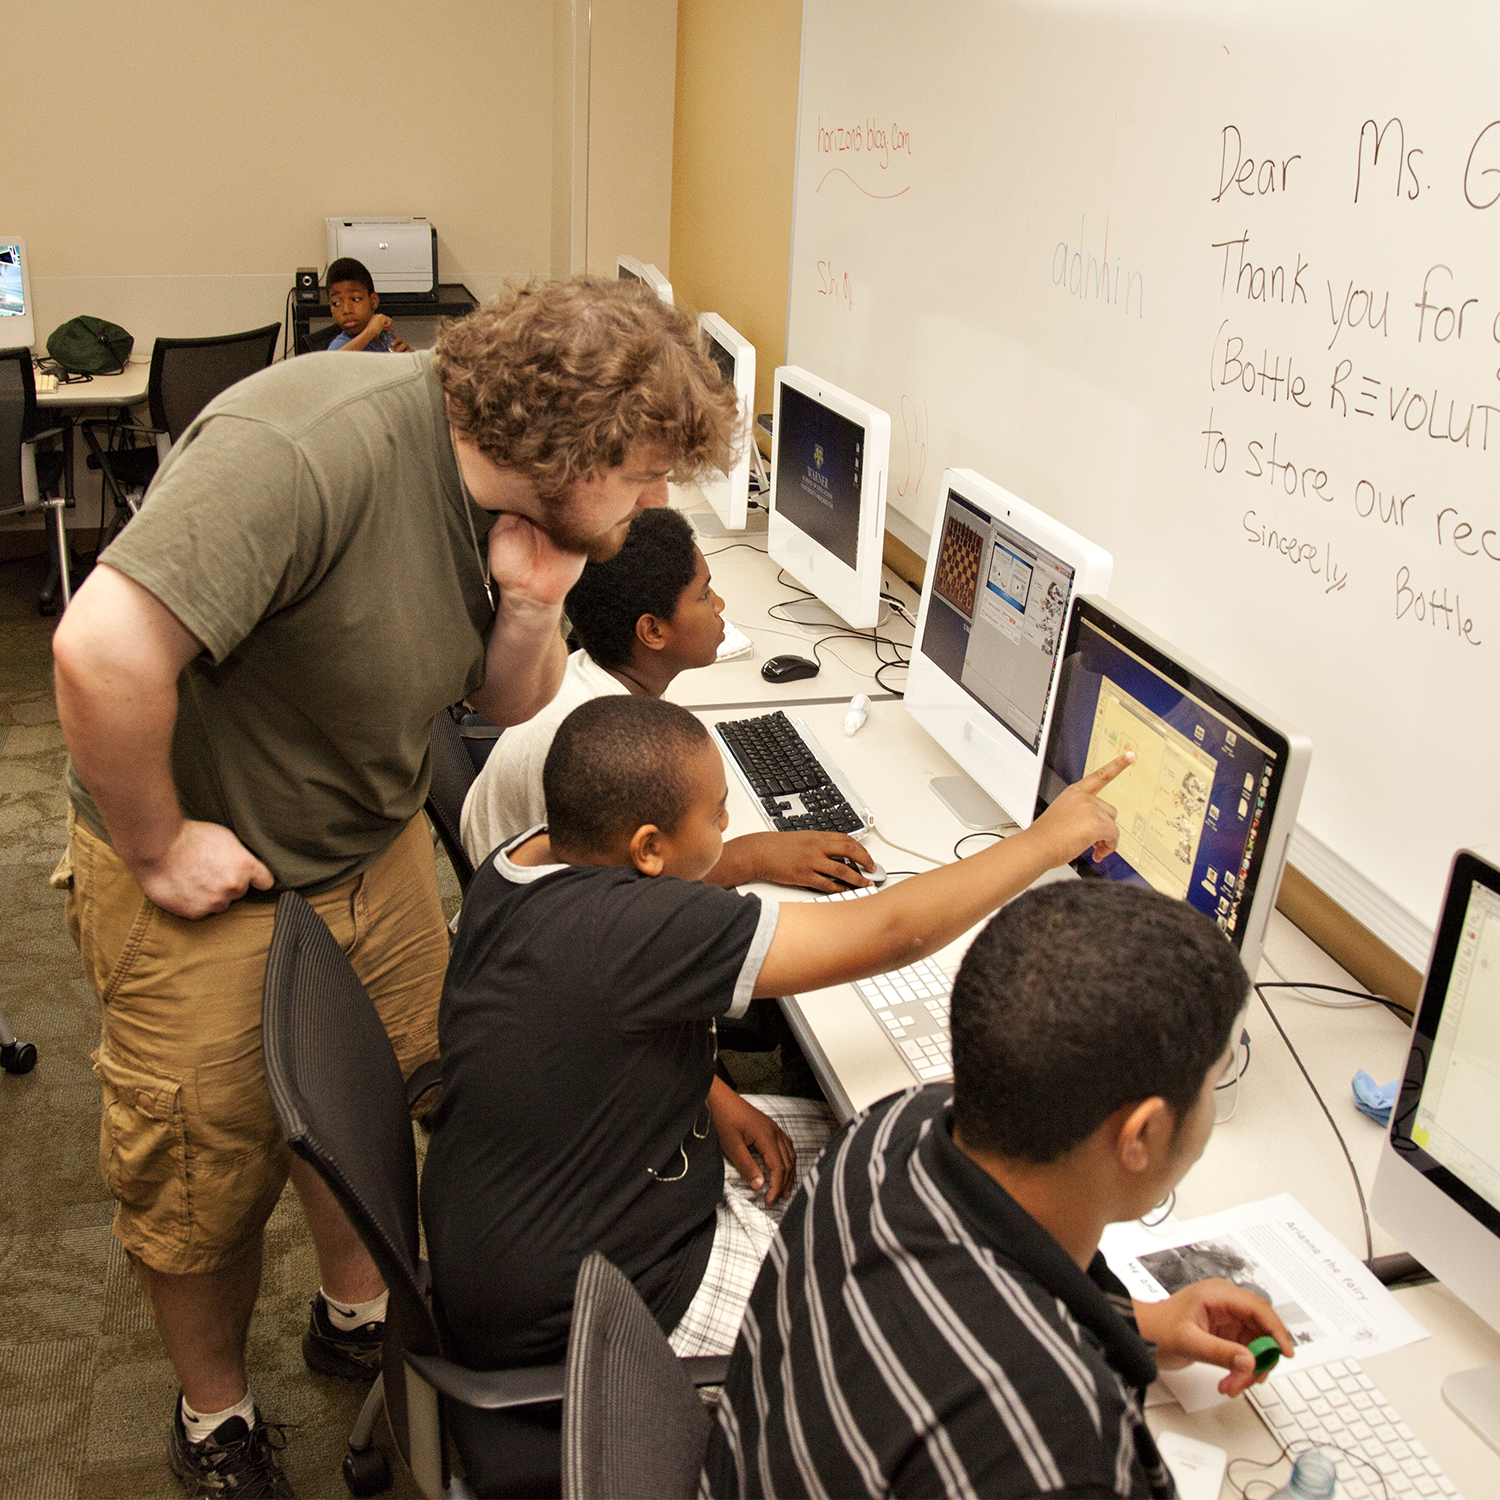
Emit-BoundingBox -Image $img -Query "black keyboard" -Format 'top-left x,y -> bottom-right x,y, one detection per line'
712,712 -> 872,835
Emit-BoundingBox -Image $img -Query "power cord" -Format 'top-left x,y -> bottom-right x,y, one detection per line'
1253,980 -> 1375,1265
868,822 -> 946,867
1259,954 -> 1414,1022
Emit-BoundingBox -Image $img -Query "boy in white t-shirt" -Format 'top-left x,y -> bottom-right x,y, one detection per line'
460,506 -> 878,893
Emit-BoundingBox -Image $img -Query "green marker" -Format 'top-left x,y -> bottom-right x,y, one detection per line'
1248,1334 -> 1282,1374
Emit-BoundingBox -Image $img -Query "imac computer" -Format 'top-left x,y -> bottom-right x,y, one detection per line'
616,255 -> 673,304
906,469 -> 1113,830
1374,848 -> 1500,1453
1035,596 -> 1311,980
695,312 -> 765,535
768,365 -> 891,630
0,237 -> 36,351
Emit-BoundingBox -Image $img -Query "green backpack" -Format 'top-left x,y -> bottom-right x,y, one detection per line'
46,315 -> 133,375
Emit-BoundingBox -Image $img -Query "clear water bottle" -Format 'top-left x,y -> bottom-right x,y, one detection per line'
1267,1447 -> 1339,1500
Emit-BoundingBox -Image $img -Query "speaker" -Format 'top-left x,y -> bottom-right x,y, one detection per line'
294,267 -> 320,305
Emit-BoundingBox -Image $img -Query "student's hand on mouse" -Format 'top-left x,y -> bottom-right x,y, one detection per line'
486,512 -> 589,613
707,1078 -> 797,1204
732,830 -> 875,892
1134,1280 -> 1294,1397
1033,750 -> 1132,866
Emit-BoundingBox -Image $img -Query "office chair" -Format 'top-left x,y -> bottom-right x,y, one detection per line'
297,321 -> 345,355
425,707 -> 502,894
0,1010 -> 38,1074
261,891 -> 566,1499
82,322 -> 280,539
561,1253 -> 728,1500
0,347 -> 72,611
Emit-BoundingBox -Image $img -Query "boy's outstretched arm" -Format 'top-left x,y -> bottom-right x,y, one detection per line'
752,753 -> 1132,999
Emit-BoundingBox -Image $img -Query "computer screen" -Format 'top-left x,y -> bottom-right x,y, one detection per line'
768,365 -> 890,629
1036,596 -> 1310,978
1374,849 -> 1500,1447
0,237 -> 36,351
615,255 -> 673,305
697,313 -> 756,532
905,470 -> 1113,828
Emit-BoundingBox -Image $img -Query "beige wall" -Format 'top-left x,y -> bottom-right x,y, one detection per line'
8,0 -> 555,346
670,0 -> 804,419
586,0 -> 679,278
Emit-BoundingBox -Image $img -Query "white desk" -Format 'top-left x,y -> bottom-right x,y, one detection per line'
665,482 -> 917,710
19,360 -> 152,609
705,681 -> 1500,1496
35,362 -> 151,410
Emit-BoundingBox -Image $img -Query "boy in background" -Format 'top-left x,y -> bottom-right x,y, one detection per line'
460,506 -> 877,893
702,879 -> 1292,1499
325,256 -> 411,352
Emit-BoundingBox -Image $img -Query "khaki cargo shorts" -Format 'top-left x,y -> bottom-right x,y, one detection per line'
60,815 -> 446,1276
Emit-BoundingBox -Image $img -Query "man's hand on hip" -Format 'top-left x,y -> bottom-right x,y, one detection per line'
135,820 -> 275,919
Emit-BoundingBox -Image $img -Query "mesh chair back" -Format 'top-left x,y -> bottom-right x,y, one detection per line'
562,1252 -> 711,1500
426,711 -> 479,891
0,349 -> 39,512
261,890 -> 440,1360
148,322 -> 280,442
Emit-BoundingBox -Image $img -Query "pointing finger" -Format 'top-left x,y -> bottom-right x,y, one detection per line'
1083,750 -> 1135,791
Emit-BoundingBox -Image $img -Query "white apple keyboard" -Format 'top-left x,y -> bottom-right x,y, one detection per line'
717,621 -> 754,662
1246,1357 -> 1460,1499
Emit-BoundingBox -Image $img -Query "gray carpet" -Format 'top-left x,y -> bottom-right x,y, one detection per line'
0,552 -> 438,1500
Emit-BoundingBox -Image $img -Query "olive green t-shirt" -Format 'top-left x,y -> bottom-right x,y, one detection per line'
66,350 -> 497,891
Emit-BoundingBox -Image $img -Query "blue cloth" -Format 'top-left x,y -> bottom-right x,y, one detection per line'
328,328 -> 396,352
1352,1069 -> 1398,1125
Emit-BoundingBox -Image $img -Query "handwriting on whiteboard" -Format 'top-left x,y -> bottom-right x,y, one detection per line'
1052,216 -> 1145,317
896,395 -> 928,500
815,260 -> 854,310
1198,116 -> 1500,651
815,113 -> 914,198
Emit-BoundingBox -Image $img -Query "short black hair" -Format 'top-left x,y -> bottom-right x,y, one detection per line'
543,695 -> 713,855
565,508 -> 699,670
951,881 -> 1248,1163
325,257 -> 375,295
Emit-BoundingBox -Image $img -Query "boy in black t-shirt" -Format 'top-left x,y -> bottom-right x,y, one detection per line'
421,695 -> 1130,1376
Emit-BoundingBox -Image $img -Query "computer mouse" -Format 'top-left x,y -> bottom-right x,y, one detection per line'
830,856 -> 887,886
761,654 -> 820,684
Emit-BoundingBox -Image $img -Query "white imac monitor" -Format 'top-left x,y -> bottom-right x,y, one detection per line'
0,238 -> 36,351
768,365 -> 890,629
697,312 -> 757,533
906,470 -> 1113,830
1374,849 -> 1500,1453
1035,596 -> 1311,980
615,255 -> 673,304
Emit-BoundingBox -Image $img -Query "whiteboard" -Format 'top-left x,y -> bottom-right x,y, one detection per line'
786,0 -> 1500,958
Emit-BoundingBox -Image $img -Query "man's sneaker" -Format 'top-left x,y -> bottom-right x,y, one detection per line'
301,1291 -> 383,1382
168,1397 -> 294,1498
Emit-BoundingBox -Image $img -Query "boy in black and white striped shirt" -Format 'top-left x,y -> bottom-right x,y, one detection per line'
702,881 -> 1292,1499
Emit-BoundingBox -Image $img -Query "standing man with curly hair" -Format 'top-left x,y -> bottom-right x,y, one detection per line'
51,278 -> 740,1498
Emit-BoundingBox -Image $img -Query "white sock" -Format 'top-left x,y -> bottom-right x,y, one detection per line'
322,1288 -> 389,1331
181,1389 -> 256,1445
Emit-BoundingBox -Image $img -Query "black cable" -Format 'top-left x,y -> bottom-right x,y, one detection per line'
873,658 -> 908,695
1140,1189 -> 1175,1228
700,539 -> 770,558
1254,981 -> 1374,1264
1255,980 -> 1414,1024
281,287 -> 296,362
952,830 -> 1006,858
